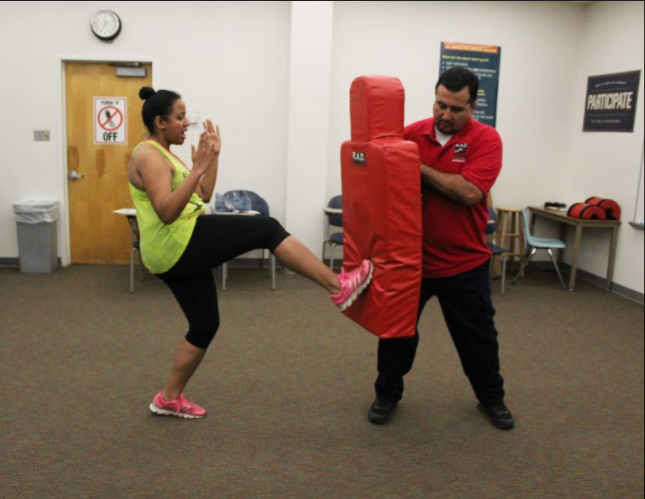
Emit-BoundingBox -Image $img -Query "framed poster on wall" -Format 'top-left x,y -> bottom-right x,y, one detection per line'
583,70 -> 640,132
439,42 -> 501,128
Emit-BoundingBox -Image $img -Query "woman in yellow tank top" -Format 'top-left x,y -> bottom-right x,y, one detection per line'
127,87 -> 373,419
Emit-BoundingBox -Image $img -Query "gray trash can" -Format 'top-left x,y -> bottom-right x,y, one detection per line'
12,198 -> 59,273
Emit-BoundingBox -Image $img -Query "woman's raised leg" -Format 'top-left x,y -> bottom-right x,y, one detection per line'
273,236 -> 341,294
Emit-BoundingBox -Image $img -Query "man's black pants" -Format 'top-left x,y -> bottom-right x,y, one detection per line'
375,260 -> 506,404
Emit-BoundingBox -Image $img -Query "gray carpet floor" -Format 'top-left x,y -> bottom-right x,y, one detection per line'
0,265 -> 643,499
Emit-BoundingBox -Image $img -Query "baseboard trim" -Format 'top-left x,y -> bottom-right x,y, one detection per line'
0,257 -> 62,270
530,262 -> 644,305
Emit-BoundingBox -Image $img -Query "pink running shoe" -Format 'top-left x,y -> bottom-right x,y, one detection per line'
331,259 -> 374,311
149,392 -> 207,419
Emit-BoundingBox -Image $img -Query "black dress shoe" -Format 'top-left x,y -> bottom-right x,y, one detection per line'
368,398 -> 398,425
478,400 -> 515,430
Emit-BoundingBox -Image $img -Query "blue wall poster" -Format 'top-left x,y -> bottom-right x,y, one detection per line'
439,42 -> 501,128
583,71 -> 641,132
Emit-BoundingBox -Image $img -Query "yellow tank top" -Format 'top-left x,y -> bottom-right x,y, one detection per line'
129,140 -> 206,274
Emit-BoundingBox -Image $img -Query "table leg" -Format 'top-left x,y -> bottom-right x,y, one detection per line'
517,212 -> 526,276
569,225 -> 583,291
606,226 -> 619,291
558,224 -> 567,267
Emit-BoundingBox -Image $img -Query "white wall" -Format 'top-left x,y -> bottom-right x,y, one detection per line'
285,1 -> 334,253
326,0 -> 587,263
566,1 -> 644,294
0,1 -> 643,295
637,150 -> 644,224
326,1 -> 644,295
0,1 -> 290,264
327,1 -> 587,206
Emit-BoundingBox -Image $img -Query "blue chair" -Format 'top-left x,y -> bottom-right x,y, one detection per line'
512,207 -> 567,290
322,195 -> 343,270
221,190 -> 277,291
486,206 -> 507,295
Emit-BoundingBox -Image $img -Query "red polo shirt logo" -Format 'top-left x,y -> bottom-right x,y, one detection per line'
454,143 -> 468,163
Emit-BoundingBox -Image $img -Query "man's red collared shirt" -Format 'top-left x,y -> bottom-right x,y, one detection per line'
404,117 -> 502,278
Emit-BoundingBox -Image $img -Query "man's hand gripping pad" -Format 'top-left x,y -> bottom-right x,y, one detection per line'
341,76 -> 422,339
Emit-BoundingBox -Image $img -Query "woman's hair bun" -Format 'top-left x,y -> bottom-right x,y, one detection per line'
139,87 -> 155,101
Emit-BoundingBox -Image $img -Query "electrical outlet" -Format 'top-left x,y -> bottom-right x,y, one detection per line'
34,130 -> 50,142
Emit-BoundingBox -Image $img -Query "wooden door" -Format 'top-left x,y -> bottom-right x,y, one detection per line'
65,62 -> 152,263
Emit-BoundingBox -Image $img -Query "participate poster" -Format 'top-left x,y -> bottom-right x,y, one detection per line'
583,71 -> 640,132
439,42 -> 501,128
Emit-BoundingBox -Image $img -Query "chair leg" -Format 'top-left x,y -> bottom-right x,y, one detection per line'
130,248 -> 135,293
547,248 -> 567,290
513,247 -> 536,285
222,262 -> 228,291
138,251 -> 144,282
271,255 -> 278,291
512,249 -> 528,285
264,249 -> 270,277
501,254 -> 507,295
322,242 -> 327,268
271,254 -> 276,290
330,246 -> 335,272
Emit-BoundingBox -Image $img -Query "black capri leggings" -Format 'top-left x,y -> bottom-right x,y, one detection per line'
157,214 -> 291,349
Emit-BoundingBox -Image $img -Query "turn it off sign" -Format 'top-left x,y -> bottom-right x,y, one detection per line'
94,97 -> 127,144
583,71 -> 640,132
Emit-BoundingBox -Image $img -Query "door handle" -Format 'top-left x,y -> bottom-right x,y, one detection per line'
68,170 -> 84,180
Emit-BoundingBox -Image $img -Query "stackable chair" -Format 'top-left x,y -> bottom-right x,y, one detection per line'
221,191 -> 277,291
322,195 -> 343,270
486,206 -> 507,295
512,207 -> 567,290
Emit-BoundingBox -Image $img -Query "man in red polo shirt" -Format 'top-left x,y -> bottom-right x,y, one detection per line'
368,67 -> 514,430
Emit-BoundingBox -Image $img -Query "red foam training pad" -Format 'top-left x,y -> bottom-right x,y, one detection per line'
568,203 -> 607,220
341,76 -> 422,339
585,197 -> 622,220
